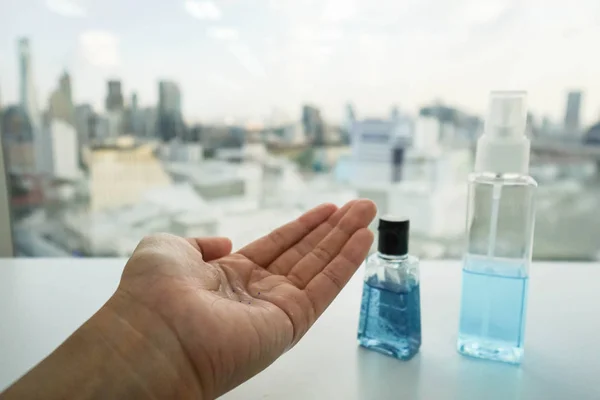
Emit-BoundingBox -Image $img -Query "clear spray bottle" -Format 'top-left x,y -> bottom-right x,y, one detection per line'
457,91 -> 537,364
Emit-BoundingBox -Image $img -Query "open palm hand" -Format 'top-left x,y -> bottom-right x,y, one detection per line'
117,200 -> 376,399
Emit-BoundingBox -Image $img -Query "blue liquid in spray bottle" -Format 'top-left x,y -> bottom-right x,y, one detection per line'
457,92 -> 537,365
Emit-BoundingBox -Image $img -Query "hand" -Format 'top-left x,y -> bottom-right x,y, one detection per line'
0,200 -> 376,400
117,199 -> 376,399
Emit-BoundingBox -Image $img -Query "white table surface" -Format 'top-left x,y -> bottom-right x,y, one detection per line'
0,259 -> 599,400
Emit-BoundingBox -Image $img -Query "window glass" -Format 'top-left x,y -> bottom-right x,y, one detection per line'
1,0 -> 599,260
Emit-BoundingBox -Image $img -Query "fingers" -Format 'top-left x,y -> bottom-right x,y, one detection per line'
267,200 -> 358,275
304,228 -> 374,318
237,203 -> 337,267
187,237 -> 233,261
286,200 -> 376,288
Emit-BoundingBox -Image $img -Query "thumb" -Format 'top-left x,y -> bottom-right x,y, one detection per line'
187,237 -> 233,261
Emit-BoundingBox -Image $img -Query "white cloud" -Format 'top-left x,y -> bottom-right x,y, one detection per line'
316,45 -> 333,56
207,27 -> 239,41
357,33 -> 389,48
322,0 -> 359,23
45,0 -> 86,17
457,0 -> 512,25
267,0 -> 319,19
320,27 -> 344,41
79,31 -> 119,68
289,25 -> 344,43
184,0 -> 222,20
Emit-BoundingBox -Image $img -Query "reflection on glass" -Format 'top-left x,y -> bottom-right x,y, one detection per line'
0,2 -> 599,259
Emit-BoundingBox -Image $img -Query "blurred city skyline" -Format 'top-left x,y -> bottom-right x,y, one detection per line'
2,3 -> 600,261
1,0 -> 600,123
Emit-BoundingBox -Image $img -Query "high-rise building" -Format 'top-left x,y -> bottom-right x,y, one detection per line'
1,106 -> 36,174
540,116 -> 552,136
131,92 -> 139,123
142,107 -> 157,138
48,71 -> 75,125
282,123 -> 305,145
344,103 -> 356,124
131,92 -> 138,110
413,116 -> 441,153
105,80 -> 124,112
350,118 -> 410,185
129,92 -> 144,136
102,80 -> 125,137
583,121 -> 600,145
106,111 -> 123,138
390,105 -> 401,121
18,38 -> 39,124
93,115 -> 109,139
42,120 -> 80,180
157,80 -> 184,141
342,103 -> 356,143
17,38 -> 44,174
74,103 -> 95,162
302,105 -> 325,145
159,81 -> 181,113
564,90 -> 583,135
526,112 -> 537,137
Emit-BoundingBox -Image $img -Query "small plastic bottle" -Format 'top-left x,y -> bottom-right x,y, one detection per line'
457,91 -> 537,365
357,216 -> 421,360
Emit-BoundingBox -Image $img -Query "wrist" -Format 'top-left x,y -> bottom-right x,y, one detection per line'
2,289 -> 204,400
98,289 -> 204,399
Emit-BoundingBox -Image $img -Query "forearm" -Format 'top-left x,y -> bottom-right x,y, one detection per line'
1,291 -> 203,400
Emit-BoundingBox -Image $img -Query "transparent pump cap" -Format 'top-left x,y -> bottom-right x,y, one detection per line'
475,91 -> 531,174
485,91 -> 527,138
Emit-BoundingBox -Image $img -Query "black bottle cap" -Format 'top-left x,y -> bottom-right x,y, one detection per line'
377,215 -> 409,256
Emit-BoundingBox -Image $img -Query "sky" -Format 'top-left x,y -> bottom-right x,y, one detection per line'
1,0 -> 600,125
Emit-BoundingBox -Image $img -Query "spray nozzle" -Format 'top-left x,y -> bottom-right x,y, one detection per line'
475,91 -> 531,174
485,91 -> 527,138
